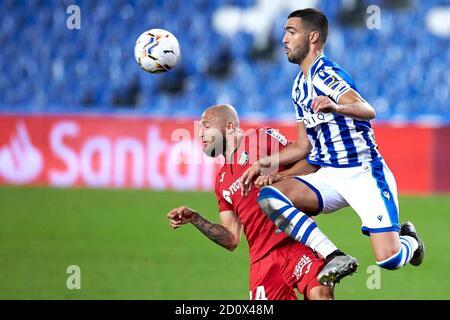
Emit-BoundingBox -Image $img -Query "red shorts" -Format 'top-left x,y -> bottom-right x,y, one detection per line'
249,239 -> 325,300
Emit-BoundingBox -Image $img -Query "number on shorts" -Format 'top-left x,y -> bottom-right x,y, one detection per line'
249,285 -> 268,300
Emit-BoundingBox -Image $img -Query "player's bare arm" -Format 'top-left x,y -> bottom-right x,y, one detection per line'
167,206 -> 242,251
254,159 -> 319,188
311,89 -> 376,120
240,122 -> 311,195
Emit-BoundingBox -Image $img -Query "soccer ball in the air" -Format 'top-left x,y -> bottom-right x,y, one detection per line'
134,28 -> 180,74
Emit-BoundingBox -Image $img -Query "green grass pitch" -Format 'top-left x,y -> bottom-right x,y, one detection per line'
1,186 -> 449,299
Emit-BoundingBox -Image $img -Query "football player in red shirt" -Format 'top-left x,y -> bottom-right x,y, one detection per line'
167,104 -> 334,300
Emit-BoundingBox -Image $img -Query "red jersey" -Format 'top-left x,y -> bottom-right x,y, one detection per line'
214,128 -> 290,263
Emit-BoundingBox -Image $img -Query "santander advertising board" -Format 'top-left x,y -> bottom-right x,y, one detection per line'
0,115 -> 221,190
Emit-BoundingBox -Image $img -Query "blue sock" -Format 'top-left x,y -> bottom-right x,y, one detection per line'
376,235 -> 418,269
258,186 -> 337,259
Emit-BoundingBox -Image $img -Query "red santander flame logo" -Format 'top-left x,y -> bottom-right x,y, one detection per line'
0,121 -> 44,184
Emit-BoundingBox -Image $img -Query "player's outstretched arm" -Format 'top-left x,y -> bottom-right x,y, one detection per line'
167,206 -> 242,251
240,122 -> 311,195
254,159 -> 319,188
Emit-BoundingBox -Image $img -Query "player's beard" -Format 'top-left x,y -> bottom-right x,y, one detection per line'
288,41 -> 310,65
203,137 -> 226,158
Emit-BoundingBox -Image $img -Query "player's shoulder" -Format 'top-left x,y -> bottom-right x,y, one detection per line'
314,55 -> 349,78
214,165 -> 227,189
313,55 -> 356,90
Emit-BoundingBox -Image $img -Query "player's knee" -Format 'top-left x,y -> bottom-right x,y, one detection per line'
258,186 -> 275,216
376,249 -> 402,270
258,186 -> 289,217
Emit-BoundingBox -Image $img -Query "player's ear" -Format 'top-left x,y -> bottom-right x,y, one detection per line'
225,122 -> 235,133
309,30 -> 320,44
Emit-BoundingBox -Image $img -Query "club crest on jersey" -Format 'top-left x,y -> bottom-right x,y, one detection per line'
238,152 -> 249,166
303,102 -> 312,113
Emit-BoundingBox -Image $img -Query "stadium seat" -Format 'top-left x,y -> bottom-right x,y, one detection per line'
0,0 -> 448,122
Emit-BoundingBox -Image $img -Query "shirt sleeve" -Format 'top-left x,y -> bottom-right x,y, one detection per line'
260,128 -> 289,158
313,65 -> 356,102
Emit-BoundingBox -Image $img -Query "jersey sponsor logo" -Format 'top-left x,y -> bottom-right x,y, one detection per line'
383,191 -> 390,200
293,255 -> 312,280
222,177 -> 242,204
265,129 -> 287,146
302,111 -> 334,128
238,151 -> 249,166
223,190 -> 232,204
377,214 -> 383,222
219,172 -> 225,182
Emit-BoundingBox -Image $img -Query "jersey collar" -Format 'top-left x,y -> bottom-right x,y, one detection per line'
301,52 -> 325,80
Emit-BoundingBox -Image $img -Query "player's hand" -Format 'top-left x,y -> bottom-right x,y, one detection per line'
167,205 -> 197,229
239,162 -> 262,196
311,96 -> 340,114
254,174 -> 281,188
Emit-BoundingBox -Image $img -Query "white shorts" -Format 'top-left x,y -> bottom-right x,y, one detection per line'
295,159 -> 400,236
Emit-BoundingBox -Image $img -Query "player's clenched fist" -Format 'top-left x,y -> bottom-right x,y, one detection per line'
167,206 -> 197,229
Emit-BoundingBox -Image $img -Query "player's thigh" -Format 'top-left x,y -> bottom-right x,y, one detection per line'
249,255 -> 297,300
296,172 -> 349,214
337,161 -> 400,236
271,173 -> 348,214
271,178 -> 320,213
272,169 -> 348,215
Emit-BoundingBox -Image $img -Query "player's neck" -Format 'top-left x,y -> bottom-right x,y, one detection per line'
225,133 -> 243,163
300,49 -> 324,78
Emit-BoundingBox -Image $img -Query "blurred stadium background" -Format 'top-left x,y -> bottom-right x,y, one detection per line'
1,0 -> 450,299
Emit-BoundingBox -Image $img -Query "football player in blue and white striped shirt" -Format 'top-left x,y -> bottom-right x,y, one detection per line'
240,8 -> 424,286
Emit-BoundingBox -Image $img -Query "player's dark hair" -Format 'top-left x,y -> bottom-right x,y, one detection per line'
288,8 -> 328,44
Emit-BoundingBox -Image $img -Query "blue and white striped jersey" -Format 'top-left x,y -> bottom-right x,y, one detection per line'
292,53 -> 381,167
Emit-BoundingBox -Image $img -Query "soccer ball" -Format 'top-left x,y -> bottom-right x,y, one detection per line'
134,28 -> 180,74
